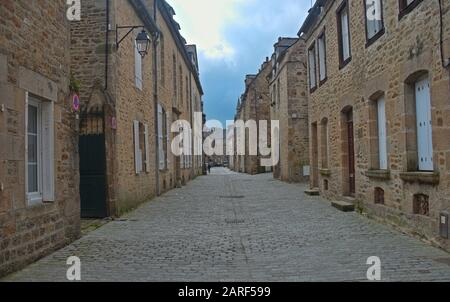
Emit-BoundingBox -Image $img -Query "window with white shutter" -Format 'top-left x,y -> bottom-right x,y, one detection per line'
135,41 -> 143,90
415,77 -> 433,171
158,104 -> 165,170
377,97 -> 388,170
26,93 -> 54,205
144,123 -> 150,173
308,43 -> 317,90
318,32 -> 327,82
134,120 -> 142,174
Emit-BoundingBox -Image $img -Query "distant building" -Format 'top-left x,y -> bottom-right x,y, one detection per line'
269,37 -> 310,183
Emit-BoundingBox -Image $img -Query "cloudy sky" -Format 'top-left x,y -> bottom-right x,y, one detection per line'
169,0 -> 311,125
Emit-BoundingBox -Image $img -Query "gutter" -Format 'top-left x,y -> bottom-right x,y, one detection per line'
153,0 -> 161,196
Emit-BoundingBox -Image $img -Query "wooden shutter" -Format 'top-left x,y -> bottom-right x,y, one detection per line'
41,100 -> 55,201
134,120 -> 141,174
144,123 -> 150,173
377,97 -> 388,170
158,105 -> 164,170
166,114 -> 170,167
416,78 -> 433,171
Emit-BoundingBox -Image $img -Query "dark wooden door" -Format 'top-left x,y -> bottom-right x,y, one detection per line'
79,134 -> 107,218
78,110 -> 108,218
347,120 -> 355,195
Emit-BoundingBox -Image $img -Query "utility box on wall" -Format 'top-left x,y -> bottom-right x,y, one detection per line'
440,212 -> 449,239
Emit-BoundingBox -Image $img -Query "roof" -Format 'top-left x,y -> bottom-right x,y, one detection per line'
157,0 -> 204,95
297,0 -> 328,36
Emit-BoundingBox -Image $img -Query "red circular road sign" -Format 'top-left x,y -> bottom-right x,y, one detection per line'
73,94 -> 80,111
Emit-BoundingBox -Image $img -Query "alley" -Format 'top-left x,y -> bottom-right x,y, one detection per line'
3,168 -> 450,282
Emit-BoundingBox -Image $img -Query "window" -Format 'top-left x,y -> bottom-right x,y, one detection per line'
337,1 -> 351,68
308,43 -> 317,91
374,187 -> 385,205
413,194 -> 429,216
277,78 -> 281,109
179,66 -> 183,106
415,77 -> 433,171
160,35 -> 165,87
399,0 -> 423,19
320,118 -> 329,169
376,96 -> 388,170
172,54 -> 177,105
318,31 -> 327,83
135,40 -> 143,90
26,93 -> 54,205
133,121 -> 150,174
365,0 -> 384,45
158,104 -> 168,170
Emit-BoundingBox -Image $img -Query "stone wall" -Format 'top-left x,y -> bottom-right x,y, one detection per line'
270,40 -> 310,183
0,0 -> 80,277
303,0 -> 450,251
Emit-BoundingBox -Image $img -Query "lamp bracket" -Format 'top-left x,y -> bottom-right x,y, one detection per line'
116,25 -> 145,49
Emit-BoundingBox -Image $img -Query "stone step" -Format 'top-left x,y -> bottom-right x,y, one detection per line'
304,188 -> 320,196
331,200 -> 355,212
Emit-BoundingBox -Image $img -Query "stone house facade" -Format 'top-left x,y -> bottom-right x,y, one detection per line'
0,1 -> 80,276
300,0 -> 450,250
269,38 -> 310,183
232,61 -> 272,175
71,0 -> 203,217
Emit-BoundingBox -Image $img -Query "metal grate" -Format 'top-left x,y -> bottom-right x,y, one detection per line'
225,219 -> 245,224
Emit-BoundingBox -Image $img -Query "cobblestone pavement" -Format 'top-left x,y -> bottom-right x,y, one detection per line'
3,168 -> 450,282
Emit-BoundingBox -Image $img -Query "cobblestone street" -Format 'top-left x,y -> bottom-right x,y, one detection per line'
3,168 -> 450,282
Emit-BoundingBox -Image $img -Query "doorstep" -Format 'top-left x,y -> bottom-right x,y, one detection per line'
331,199 -> 355,212
305,188 -> 320,196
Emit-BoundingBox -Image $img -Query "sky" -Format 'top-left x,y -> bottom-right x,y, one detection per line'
169,0 -> 311,126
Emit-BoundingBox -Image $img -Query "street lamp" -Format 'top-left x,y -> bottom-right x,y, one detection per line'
135,30 -> 151,57
116,26 -> 152,58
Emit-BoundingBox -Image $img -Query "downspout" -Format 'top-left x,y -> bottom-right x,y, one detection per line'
153,0 -> 161,196
189,72 -> 194,177
104,0 -> 110,91
438,0 -> 449,69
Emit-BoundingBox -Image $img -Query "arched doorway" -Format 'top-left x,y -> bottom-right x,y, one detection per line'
79,90 -> 108,218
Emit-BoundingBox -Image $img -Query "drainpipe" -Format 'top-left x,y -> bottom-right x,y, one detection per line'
153,0 -> 161,196
189,72 -> 195,177
104,0 -> 110,91
438,0 -> 450,69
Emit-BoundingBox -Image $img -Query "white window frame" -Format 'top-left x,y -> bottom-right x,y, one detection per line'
25,92 -> 54,206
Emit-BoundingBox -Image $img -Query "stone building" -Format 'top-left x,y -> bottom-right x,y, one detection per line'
269,37 -> 310,183
232,60 -> 272,175
71,0 -> 203,217
0,1 -> 80,276
300,0 -> 450,250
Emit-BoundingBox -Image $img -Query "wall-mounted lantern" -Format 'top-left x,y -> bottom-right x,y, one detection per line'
116,25 -> 151,58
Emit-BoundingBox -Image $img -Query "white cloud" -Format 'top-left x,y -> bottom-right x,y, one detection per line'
168,0 -> 243,61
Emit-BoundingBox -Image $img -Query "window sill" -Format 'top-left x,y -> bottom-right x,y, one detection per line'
399,171 -> 440,185
319,77 -> 328,87
365,169 -> 391,180
309,86 -> 317,94
339,57 -> 352,70
365,28 -> 385,48
319,168 -> 331,176
398,0 -> 423,20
